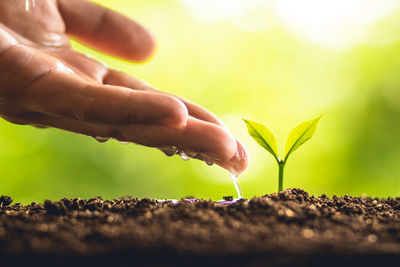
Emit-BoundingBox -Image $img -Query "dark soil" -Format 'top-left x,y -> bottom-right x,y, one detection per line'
1,188 -> 400,266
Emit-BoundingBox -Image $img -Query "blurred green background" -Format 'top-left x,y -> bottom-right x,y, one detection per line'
2,0 -> 400,203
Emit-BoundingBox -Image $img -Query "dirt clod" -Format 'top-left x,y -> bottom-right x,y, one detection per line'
223,196 -> 233,201
0,196 -> 13,207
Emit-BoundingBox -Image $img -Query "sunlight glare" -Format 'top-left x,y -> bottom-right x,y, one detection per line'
181,0 -> 271,31
273,0 -> 400,49
182,0 -> 400,49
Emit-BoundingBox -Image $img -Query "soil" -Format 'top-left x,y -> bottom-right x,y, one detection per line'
1,188 -> 400,266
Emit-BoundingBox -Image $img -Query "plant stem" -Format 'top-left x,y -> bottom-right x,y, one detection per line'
278,161 -> 285,192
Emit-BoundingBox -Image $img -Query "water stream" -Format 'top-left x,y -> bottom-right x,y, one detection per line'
230,173 -> 243,199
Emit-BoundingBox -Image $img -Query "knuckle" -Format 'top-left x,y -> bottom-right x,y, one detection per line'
94,7 -> 108,35
162,96 -> 188,128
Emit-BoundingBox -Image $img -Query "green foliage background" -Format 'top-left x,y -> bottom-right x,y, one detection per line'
1,0 -> 400,203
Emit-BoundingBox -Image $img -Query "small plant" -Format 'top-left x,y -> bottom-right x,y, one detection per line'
244,116 -> 322,192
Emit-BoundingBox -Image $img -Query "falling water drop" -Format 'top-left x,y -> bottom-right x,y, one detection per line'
230,173 -> 243,199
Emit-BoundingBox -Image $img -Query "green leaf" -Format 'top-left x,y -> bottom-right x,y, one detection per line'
243,119 -> 279,160
284,115 -> 322,161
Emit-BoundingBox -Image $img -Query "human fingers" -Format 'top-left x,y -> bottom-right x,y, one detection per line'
103,69 -> 226,127
10,113 -> 238,164
214,140 -> 250,176
103,69 -> 250,173
57,0 -> 155,61
0,43 -> 187,127
25,71 -> 188,127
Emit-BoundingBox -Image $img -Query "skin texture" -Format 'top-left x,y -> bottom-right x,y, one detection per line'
0,0 -> 249,175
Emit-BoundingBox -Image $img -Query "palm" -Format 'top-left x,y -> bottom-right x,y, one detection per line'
0,0 -> 249,175
0,0 -> 150,84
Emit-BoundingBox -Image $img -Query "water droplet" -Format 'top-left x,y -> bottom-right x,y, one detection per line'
179,151 -> 190,161
163,149 -> 178,157
94,136 -> 109,143
159,146 -> 178,157
120,141 -> 129,145
205,159 -> 214,166
230,173 -> 243,199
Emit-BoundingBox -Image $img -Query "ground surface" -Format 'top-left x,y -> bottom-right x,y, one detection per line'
1,189 -> 400,266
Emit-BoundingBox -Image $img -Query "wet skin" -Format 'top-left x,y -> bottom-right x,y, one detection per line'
0,0 -> 249,175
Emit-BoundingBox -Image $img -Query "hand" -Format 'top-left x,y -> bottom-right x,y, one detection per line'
0,0 -> 249,175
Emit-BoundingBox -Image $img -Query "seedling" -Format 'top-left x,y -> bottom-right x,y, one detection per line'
244,116 -> 322,192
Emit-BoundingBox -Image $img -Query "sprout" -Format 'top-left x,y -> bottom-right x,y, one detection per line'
244,116 -> 322,192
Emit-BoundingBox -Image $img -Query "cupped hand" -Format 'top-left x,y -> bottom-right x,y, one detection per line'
0,0 -> 249,175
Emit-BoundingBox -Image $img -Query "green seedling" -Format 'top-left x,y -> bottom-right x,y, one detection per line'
244,116 -> 322,192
